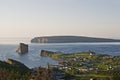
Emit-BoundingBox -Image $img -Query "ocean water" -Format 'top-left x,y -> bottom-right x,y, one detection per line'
0,38 -> 120,68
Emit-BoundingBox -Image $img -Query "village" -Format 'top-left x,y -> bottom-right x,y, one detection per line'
40,50 -> 120,80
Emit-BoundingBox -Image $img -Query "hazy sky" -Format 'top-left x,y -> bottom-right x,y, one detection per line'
0,0 -> 120,38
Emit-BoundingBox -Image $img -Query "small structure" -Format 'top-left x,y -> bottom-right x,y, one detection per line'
88,50 -> 96,56
17,43 -> 28,54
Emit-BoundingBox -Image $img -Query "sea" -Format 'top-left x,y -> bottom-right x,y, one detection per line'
0,38 -> 120,68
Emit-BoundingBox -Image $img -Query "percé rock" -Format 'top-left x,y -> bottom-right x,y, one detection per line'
31,36 -> 120,43
17,43 -> 28,54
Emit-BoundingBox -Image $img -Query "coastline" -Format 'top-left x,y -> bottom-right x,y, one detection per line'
0,43 -> 120,69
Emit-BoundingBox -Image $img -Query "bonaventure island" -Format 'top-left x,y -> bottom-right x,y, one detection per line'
0,36 -> 120,80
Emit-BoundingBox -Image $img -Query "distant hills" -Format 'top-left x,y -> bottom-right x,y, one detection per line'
31,36 -> 120,43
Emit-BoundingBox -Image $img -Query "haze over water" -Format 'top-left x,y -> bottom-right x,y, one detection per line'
0,38 -> 30,44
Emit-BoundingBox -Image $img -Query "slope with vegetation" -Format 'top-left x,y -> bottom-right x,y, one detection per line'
0,59 -> 54,80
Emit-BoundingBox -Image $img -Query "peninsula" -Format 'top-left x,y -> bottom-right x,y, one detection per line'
31,36 -> 120,43
40,50 -> 120,80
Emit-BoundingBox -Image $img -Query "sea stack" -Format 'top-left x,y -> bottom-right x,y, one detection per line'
17,43 -> 28,54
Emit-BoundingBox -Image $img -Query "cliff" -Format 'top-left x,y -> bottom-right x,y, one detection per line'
31,36 -> 120,43
6,58 -> 30,71
17,43 -> 28,54
0,59 -> 30,74
40,50 -> 55,57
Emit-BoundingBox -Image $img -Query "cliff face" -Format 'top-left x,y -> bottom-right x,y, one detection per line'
40,50 -> 55,57
31,36 -> 120,43
17,43 -> 28,54
31,37 -> 48,43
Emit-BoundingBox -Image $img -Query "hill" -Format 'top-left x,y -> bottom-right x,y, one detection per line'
31,36 -> 120,43
0,59 -> 31,80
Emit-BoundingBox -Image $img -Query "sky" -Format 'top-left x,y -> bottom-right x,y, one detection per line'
0,0 -> 120,39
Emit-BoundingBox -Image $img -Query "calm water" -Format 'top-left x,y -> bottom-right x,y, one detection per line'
0,38 -> 120,68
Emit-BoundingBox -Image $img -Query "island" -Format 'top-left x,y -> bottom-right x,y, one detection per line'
40,50 -> 120,80
31,36 -> 120,43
